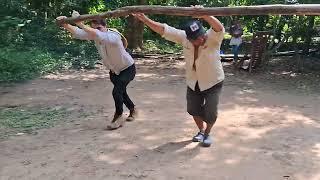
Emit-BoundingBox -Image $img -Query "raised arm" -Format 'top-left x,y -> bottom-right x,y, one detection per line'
132,13 -> 186,45
56,16 -> 78,34
202,16 -> 224,32
132,13 -> 165,36
56,12 -> 98,40
191,5 -> 224,32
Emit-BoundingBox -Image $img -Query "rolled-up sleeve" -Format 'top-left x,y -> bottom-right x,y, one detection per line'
73,27 -> 105,41
73,27 -> 91,40
207,27 -> 225,43
161,24 -> 186,45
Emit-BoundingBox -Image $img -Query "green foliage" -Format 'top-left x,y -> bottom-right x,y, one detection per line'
0,48 -> 64,82
143,40 -> 182,54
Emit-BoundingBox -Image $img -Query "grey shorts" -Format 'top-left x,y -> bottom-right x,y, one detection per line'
187,81 -> 223,124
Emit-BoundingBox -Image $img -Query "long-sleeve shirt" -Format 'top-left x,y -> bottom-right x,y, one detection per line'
162,24 -> 225,91
74,28 -> 134,75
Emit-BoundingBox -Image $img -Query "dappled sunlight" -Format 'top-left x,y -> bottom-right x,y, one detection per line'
220,103 -> 316,125
236,95 -> 259,102
103,132 -> 125,139
296,173 -> 320,180
43,74 -> 78,80
150,92 -> 176,99
236,126 -> 276,139
224,157 -> 241,165
42,70 -> 109,81
117,144 -> 139,151
192,153 -> 216,162
135,73 -> 158,78
284,112 -> 316,125
312,143 -> 320,157
144,135 -> 161,141
176,141 -> 199,151
96,154 -> 124,164
236,88 -> 256,94
55,87 -> 73,93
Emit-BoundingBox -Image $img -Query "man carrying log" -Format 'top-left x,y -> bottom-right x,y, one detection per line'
132,6 -> 225,147
56,11 -> 137,130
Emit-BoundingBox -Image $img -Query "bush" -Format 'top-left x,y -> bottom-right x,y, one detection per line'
0,48 -> 65,82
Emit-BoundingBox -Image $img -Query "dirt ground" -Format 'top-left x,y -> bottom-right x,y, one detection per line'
0,58 -> 319,180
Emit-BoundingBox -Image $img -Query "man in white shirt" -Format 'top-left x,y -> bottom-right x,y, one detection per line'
133,11 -> 224,147
56,15 -> 137,130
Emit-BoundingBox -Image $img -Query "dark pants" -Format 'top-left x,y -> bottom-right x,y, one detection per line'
109,64 -> 136,115
231,45 -> 241,62
187,81 -> 223,124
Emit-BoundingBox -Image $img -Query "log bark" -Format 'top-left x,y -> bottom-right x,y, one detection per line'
57,4 -> 320,24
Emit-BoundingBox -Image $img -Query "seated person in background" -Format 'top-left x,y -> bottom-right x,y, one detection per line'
229,20 -> 243,63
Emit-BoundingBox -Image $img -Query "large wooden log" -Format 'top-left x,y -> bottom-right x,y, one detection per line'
57,4 -> 320,24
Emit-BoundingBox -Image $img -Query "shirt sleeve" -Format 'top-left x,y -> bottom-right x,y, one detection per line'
74,28 -> 122,47
207,27 -> 225,43
73,27 -> 92,40
161,23 -> 186,45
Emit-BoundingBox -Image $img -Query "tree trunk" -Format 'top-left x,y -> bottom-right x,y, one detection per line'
125,15 -> 144,50
303,16 -> 315,54
125,0 -> 147,50
293,16 -> 304,72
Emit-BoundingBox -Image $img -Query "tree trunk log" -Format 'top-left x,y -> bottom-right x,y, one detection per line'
124,0 -> 147,50
57,4 -> 320,24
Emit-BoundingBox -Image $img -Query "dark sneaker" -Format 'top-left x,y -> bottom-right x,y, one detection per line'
201,135 -> 213,147
192,132 -> 205,142
126,108 -> 138,122
107,114 -> 124,130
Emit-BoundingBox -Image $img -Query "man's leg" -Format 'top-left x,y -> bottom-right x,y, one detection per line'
123,91 -> 135,111
192,116 -> 205,132
122,65 -> 136,111
187,84 -> 205,142
112,85 -> 126,123
202,82 -> 223,147
118,65 -> 137,121
232,45 -> 239,63
110,72 -> 125,123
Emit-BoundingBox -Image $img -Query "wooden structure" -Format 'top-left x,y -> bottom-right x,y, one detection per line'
237,31 -> 271,73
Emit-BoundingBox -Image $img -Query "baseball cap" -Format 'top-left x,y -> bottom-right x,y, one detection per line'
183,20 -> 206,40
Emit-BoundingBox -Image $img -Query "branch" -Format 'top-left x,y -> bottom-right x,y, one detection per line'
57,4 -> 320,24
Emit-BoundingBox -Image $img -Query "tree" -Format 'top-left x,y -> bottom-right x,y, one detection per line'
124,0 -> 148,50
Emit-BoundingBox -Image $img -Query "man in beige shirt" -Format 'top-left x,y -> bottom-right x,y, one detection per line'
133,11 -> 224,147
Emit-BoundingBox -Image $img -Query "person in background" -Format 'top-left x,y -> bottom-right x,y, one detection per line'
229,20 -> 243,63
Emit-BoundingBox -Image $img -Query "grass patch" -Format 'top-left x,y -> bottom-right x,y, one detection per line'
0,106 -> 70,139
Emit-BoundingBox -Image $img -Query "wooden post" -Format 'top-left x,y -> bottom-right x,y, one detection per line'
57,4 -> 320,24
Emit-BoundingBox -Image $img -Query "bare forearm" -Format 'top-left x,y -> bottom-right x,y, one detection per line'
62,24 -> 78,34
141,17 -> 165,36
203,16 -> 224,32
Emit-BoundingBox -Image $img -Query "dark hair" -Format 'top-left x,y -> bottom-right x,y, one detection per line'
89,19 -> 107,26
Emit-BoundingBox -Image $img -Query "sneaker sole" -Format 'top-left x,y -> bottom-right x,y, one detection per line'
106,124 -> 123,130
126,117 -> 135,122
201,142 -> 211,147
192,138 -> 202,142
